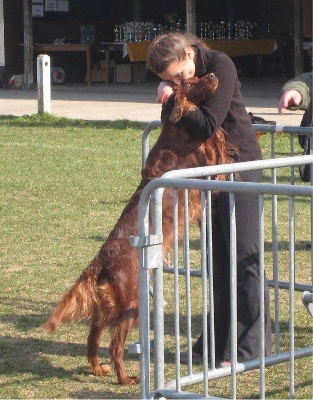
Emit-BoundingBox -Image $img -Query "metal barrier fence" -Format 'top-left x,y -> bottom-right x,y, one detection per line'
131,123 -> 313,399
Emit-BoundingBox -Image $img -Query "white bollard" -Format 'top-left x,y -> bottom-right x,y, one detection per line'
37,54 -> 51,114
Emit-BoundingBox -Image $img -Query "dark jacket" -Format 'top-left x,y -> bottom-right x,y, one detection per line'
280,71 -> 312,130
280,71 -> 312,181
162,43 -> 261,163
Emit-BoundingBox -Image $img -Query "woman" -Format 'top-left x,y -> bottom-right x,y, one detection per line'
278,70 -> 312,183
278,71 -> 312,117
278,44 -> 312,119
146,32 -> 272,366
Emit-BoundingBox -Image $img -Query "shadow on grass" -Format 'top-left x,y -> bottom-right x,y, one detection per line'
0,336 -> 88,367
264,379 -> 313,399
162,312 -> 312,363
70,389 -> 139,399
0,333 -> 140,398
0,305 -> 310,399
0,296 -> 58,330
88,234 -> 107,242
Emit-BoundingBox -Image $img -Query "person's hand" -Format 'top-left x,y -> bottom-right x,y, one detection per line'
278,89 -> 303,114
157,81 -> 174,103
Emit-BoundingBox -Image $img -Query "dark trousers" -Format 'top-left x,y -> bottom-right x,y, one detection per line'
193,169 -> 272,362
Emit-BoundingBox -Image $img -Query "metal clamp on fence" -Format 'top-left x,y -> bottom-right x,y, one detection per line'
130,233 -> 163,270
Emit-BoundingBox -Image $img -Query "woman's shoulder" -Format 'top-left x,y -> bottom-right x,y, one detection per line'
202,50 -> 237,80
193,43 -> 238,88
197,44 -> 235,68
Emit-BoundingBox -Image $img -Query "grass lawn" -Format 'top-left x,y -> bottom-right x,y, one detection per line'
0,114 -> 312,399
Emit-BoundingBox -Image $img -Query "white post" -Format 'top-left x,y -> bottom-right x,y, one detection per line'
37,54 -> 51,114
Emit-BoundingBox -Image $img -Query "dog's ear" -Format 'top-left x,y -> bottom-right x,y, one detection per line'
169,97 -> 184,124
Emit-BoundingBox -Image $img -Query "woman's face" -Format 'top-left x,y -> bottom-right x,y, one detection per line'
158,48 -> 195,85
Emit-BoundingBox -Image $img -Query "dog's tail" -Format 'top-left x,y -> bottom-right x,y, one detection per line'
42,258 -> 101,333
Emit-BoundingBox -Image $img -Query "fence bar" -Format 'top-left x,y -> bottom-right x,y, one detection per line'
289,195 -> 296,399
200,191 -> 209,397
183,189 -> 193,375
152,187 -> 165,390
259,194 -> 266,399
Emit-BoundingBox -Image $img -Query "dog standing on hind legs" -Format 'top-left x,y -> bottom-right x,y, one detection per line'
42,72 -> 238,385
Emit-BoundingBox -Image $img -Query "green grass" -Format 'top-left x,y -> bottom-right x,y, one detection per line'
0,114 -> 312,399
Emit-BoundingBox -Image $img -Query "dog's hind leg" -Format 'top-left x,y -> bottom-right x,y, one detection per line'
87,319 -> 111,376
109,311 -> 139,385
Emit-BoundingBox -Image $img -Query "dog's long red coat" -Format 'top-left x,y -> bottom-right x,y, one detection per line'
42,73 -> 238,385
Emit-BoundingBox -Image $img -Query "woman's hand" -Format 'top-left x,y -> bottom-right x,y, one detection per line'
157,81 -> 174,103
278,89 -> 303,114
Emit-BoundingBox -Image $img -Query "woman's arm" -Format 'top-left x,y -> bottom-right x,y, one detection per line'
278,89 -> 303,114
278,72 -> 312,113
176,52 -> 237,140
157,81 -> 174,103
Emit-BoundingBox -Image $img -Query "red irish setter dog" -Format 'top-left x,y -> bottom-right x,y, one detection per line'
42,73 -> 238,385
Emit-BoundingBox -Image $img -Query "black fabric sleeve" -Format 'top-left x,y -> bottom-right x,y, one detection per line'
179,107 -> 215,140
160,93 -> 176,124
178,52 -> 238,140
160,52 -> 238,141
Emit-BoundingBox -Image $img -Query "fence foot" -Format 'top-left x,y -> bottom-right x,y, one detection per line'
302,291 -> 313,317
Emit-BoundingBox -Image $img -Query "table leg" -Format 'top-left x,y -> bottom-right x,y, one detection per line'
86,47 -> 92,87
105,46 -> 110,86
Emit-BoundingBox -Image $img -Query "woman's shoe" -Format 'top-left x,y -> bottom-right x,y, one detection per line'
218,360 -> 232,368
218,360 -> 267,373
180,350 -> 203,364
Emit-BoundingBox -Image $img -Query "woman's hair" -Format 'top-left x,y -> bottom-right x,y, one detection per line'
146,32 -> 201,74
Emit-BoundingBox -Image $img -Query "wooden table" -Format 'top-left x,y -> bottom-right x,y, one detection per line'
205,39 -> 277,57
99,42 -> 127,86
126,38 -> 277,61
100,40 -> 277,86
33,43 -> 93,87
34,42 -> 135,86
34,40 -> 277,86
